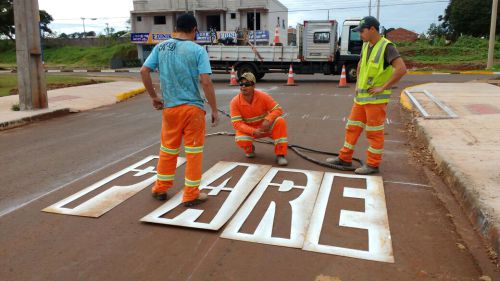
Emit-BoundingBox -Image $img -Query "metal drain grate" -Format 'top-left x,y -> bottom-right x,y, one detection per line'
404,89 -> 458,119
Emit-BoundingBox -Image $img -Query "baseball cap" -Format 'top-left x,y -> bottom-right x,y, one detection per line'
352,16 -> 380,32
239,72 -> 256,84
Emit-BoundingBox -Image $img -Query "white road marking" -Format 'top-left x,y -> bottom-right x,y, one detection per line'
383,180 -> 431,188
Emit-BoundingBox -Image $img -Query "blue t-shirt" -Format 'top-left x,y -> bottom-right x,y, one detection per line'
143,39 -> 212,110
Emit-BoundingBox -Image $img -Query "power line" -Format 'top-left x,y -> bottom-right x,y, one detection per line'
50,0 -> 448,21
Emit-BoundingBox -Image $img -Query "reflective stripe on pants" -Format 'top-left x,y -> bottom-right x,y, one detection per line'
339,103 -> 387,167
153,104 -> 205,202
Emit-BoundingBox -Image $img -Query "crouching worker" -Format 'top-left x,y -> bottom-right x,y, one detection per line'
230,72 -> 288,166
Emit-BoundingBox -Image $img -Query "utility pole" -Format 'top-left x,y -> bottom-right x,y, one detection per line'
369,0 -> 372,16
105,23 -> 109,36
376,0 -> 380,19
253,9 -> 257,45
487,0 -> 498,69
185,0 -> 188,12
13,0 -> 47,110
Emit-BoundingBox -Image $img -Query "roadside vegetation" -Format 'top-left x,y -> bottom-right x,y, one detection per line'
0,74 -> 107,97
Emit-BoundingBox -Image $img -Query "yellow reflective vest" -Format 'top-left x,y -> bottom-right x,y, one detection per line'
355,37 -> 394,105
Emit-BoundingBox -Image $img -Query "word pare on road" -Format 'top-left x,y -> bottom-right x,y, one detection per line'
43,156 -> 394,263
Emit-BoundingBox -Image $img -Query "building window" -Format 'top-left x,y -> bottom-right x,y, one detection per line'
154,16 -> 166,25
247,12 -> 260,30
231,13 -> 236,19
314,32 -> 330,43
137,16 -> 142,22
282,19 -> 285,29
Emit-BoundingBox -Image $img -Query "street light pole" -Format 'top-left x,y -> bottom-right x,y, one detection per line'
369,0 -> 372,16
376,0 -> 380,19
81,17 -> 97,38
487,0 -> 498,69
81,17 -> 86,36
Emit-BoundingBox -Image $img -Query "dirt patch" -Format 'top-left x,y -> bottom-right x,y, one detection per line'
405,61 -> 485,71
8,79 -> 105,95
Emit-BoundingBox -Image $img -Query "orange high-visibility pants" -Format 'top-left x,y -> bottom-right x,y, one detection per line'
339,103 -> 386,167
153,104 -> 205,202
235,117 -> 288,155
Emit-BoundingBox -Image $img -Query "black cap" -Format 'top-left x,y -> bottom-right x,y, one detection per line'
352,16 -> 380,32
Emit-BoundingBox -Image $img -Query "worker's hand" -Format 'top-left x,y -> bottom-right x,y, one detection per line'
253,128 -> 267,138
260,120 -> 271,132
152,96 -> 163,110
211,111 -> 219,127
368,86 -> 386,95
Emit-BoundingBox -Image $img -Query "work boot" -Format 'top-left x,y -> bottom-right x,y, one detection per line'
277,155 -> 288,166
183,193 -> 208,207
355,164 -> 379,175
152,192 -> 167,201
326,157 -> 352,167
245,145 -> 256,158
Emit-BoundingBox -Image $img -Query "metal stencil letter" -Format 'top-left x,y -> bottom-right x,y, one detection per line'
303,173 -> 394,263
221,167 -> 323,248
42,156 -> 186,218
140,162 -> 271,230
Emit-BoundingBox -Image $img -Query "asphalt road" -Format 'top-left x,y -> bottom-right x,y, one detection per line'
0,73 -> 498,281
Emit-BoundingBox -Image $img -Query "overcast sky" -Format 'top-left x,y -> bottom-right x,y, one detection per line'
38,0 -> 449,35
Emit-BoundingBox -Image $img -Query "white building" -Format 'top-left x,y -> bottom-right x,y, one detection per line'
131,0 -> 288,61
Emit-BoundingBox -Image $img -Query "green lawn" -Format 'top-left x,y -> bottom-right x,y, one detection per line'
0,41 -> 138,68
0,74 -> 104,97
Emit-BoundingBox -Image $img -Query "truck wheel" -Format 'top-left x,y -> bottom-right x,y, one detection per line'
256,72 -> 265,81
346,64 -> 357,83
237,64 -> 257,79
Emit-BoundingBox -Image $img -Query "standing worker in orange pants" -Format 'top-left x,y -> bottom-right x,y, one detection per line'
327,16 -> 407,174
230,73 -> 289,166
140,14 -> 219,206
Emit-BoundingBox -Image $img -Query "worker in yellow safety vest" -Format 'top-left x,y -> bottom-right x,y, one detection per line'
327,16 -> 407,175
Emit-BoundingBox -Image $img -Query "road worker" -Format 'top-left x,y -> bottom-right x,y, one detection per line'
140,14 -> 219,206
230,72 -> 289,166
327,16 -> 407,174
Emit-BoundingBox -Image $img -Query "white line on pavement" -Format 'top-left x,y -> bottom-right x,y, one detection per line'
383,180 -> 431,188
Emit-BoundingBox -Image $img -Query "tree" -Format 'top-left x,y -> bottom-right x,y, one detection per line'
0,0 -> 53,41
439,0 -> 500,37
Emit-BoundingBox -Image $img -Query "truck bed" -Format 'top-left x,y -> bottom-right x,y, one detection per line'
206,46 -> 300,63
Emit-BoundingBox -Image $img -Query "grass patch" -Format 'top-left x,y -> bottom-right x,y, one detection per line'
398,36 -> 500,66
0,74 -> 107,97
0,40 -> 138,68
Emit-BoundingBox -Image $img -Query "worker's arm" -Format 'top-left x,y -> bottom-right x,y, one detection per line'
140,66 -> 163,110
260,94 -> 283,132
200,73 -> 219,127
368,58 -> 407,95
230,101 -> 257,136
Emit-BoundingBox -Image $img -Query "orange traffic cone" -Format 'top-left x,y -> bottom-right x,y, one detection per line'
229,66 -> 238,86
338,65 -> 349,88
273,25 -> 280,45
284,64 -> 296,86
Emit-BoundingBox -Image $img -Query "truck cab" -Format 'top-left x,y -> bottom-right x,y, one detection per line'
338,19 -> 363,82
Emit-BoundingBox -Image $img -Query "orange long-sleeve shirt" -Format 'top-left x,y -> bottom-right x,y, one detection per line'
230,90 -> 283,136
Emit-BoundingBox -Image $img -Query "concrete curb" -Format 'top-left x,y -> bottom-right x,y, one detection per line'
115,87 -> 146,102
2,69 -> 499,75
0,108 -> 72,131
407,71 -> 500,75
0,86 -> 145,131
399,90 -> 500,256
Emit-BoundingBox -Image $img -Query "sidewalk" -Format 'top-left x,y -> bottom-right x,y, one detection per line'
0,81 -> 145,130
400,82 -> 500,255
